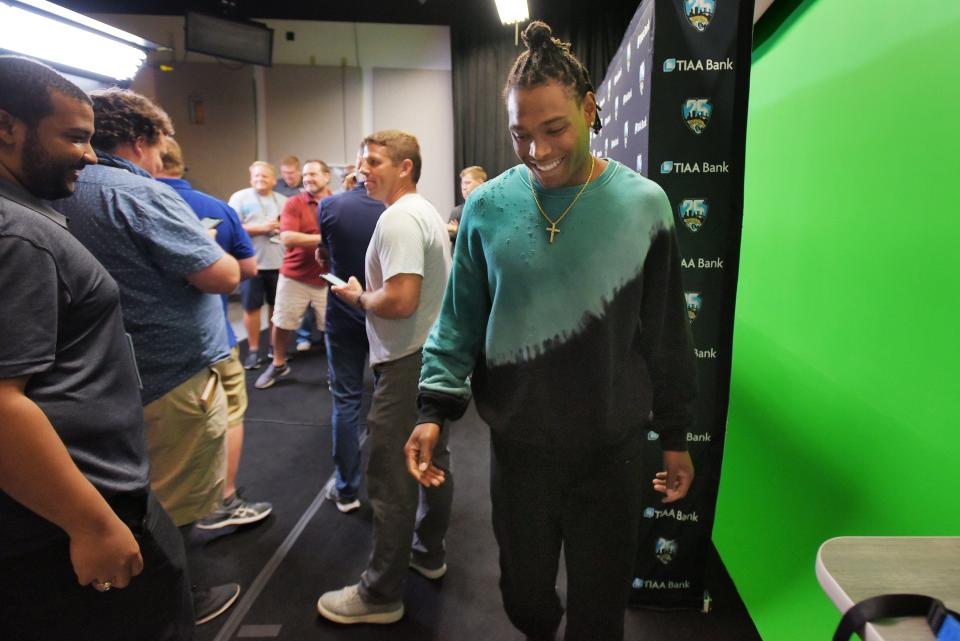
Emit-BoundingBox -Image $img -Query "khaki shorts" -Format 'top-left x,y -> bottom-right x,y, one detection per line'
271,274 -> 327,331
143,367 -> 228,527
213,346 -> 247,427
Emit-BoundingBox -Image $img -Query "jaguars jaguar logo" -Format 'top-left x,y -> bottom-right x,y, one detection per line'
679,198 -> 708,232
682,98 -> 712,135
656,538 -> 678,565
685,292 -> 702,322
684,0 -> 716,32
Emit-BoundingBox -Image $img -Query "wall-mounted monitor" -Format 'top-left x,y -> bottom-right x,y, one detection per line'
185,11 -> 273,67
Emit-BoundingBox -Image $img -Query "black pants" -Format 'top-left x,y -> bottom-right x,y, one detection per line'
490,435 -> 644,641
0,491 -> 194,641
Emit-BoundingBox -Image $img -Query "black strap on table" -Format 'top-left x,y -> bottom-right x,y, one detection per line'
833,593 -> 959,641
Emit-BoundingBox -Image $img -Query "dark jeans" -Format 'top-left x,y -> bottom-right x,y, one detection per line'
490,435 -> 644,641
325,329 -> 368,501
0,491 -> 194,641
359,350 -> 454,604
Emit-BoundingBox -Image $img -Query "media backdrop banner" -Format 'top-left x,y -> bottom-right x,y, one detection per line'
589,0 -> 753,609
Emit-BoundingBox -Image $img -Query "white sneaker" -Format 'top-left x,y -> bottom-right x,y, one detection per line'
317,584 -> 403,624
336,498 -> 361,514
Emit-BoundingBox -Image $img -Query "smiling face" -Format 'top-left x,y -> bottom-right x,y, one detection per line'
360,143 -> 411,205
249,164 -> 277,195
507,81 -> 597,189
301,161 -> 330,196
14,90 -> 97,199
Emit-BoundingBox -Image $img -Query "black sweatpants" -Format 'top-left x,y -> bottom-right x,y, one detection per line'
490,434 -> 644,641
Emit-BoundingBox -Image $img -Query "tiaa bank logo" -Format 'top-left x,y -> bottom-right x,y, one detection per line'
655,538 -> 678,565
684,0 -> 716,32
663,58 -> 677,73
682,98 -> 712,135
684,292 -> 702,322
678,198 -> 708,232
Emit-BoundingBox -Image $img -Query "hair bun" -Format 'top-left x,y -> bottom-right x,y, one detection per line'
521,21 -> 553,51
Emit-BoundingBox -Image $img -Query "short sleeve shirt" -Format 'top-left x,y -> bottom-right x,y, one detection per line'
0,179 -> 149,557
158,177 -> 255,348
365,193 -> 451,365
51,153 -> 230,404
227,187 -> 287,270
319,186 -> 385,336
274,182 -> 302,198
279,190 -> 325,286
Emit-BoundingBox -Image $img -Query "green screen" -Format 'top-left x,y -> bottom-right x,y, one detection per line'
712,0 -> 960,639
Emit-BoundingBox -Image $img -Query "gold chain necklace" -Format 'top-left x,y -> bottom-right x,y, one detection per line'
529,154 -> 596,244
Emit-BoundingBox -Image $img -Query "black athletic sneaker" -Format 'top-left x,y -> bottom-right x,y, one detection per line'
193,583 -> 241,625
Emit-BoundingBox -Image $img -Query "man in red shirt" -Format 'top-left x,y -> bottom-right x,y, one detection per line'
255,160 -> 333,389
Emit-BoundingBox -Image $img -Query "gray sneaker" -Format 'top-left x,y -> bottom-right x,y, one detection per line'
195,489 -> 272,530
243,352 -> 262,370
317,584 -> 403,624
254,362 -> 290,389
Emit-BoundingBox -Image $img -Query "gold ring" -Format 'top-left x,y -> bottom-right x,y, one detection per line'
95,580 -> 113,592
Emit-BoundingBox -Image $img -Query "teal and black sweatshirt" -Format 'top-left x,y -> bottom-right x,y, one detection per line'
417,159 -> 696,455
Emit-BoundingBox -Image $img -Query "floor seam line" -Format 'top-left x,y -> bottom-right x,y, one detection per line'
211,432 -> 367,641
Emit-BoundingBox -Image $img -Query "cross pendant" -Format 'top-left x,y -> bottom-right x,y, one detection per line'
546,222 -> 560,243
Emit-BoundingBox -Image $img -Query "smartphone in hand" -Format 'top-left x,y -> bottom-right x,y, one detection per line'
320,273 -> 348,288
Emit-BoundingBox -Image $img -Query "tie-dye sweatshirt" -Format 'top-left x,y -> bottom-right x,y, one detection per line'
417,159 -> 696,455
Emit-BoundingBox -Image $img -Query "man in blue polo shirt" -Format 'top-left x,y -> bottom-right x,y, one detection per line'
317,153 -> 385,513
155,137 -> 273,532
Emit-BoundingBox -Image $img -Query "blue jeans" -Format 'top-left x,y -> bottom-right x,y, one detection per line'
296,306 -> 315,344
325,330 -> 367,502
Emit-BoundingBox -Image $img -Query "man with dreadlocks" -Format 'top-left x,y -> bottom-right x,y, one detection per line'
404,20 -> 697,641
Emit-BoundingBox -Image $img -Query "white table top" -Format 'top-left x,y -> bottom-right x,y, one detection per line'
816,536 -> 960,641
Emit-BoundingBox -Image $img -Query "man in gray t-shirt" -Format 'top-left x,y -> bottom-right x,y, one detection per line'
318,130 -> 452,625
229,162 -> 288,368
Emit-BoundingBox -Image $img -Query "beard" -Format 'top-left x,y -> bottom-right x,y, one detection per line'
20,129 -> 84,200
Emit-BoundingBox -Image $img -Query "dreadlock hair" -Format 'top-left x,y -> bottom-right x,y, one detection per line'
504,21 -> 602,134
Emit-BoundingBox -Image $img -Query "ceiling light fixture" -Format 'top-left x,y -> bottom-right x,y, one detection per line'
0,0 -> 160,82
494,0 -> 529,45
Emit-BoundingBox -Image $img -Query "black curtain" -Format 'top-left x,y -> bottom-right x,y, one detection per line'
450,0 -> 641,202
